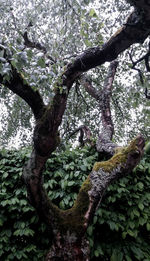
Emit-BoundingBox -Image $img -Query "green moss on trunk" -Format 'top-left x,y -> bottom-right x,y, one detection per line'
49,176 -> 92,235
93,137 -> 140,172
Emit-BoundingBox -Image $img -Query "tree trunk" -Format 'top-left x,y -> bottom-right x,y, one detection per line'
46,234 -> 90,261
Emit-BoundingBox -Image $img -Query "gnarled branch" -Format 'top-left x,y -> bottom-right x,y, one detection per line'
80,61 -> 118,156
0,63 -> 45,119
64,5 -> 150,80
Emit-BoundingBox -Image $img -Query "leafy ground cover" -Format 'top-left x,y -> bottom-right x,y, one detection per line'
0,146 -> 150,260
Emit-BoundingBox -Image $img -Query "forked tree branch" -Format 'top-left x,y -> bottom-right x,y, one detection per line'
81,61 -> 118,156
45,134 -> 145,260
14,2 -> 149,259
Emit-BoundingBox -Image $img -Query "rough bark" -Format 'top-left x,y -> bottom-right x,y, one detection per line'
44,135 -> 145,261
81,61 -> 118,157
64,2 -> 150,80
96,61 -> 118,156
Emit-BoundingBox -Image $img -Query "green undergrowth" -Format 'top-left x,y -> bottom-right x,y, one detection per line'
0,145 -> 150,261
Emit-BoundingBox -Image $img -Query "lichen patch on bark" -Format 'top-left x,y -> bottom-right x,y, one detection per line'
93,136 -> 141,172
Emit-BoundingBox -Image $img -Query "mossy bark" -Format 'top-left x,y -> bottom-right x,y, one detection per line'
23,135 -> 144,261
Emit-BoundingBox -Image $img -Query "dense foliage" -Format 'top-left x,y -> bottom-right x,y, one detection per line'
0,146 -> 150,261
0,0 -> 150,148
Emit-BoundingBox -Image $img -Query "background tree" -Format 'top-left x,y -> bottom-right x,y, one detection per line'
0,0 -> 149,260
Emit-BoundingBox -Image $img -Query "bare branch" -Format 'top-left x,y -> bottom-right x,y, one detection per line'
80,76 -> 99,100
23,31 -> 56,64
128,48 -> 150,98
69,125 -> 92,146
23,31 -> 46,53
145,55 -> 150,72
145,87 -> 150,99
128,42 -> 150,81
75,82 -> 89,109
80,61 -> 119,156
96,61 -> 119,156
100,60 -> 118,138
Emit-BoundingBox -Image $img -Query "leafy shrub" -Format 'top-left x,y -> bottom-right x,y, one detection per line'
0,146 -> 150,260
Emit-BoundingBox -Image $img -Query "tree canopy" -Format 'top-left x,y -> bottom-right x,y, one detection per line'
0,0 -> 149,147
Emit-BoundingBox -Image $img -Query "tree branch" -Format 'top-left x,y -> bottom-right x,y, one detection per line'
100,61 -> 118,137
80,61 -> 118,156
0,63 -> 45,120
64,5 -> 150,80
80,76 -> 99,100
145,87 -> 150,99
24,134 -> 145,249
96,61 -> 118,156
23,31 -> 46,53
23,31 -> 56,64
85,134 -> 145,227
128,45 -> 150,98
69,125 -> 92,146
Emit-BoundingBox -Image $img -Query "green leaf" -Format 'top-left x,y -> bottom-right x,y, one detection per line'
129,221 -> 135,229
0,219 -> 4,226
80,165 -> 87,171
37,58 -> 46,68
87,225 -> 93,236
68,181 -> 75,186
146,223 -> 150,231
139,217 -> 146,226
138,202 -> 144,211
137,182 -> 144,190
108,221 -> 118,230
130,246 -> 144,259
125,255 -> 132,261
84,39 -> 91,47
94,250 -> 99,257
127,229 -> 135,237
3,172 -> 8,178
89,8 -> 97,17
133,209 -> 140,217
111,250 -> 123,261
122,232 -> 127,239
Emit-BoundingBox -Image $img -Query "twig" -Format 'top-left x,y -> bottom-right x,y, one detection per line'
22,31 -> 56,64
69,125 -> 92,146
